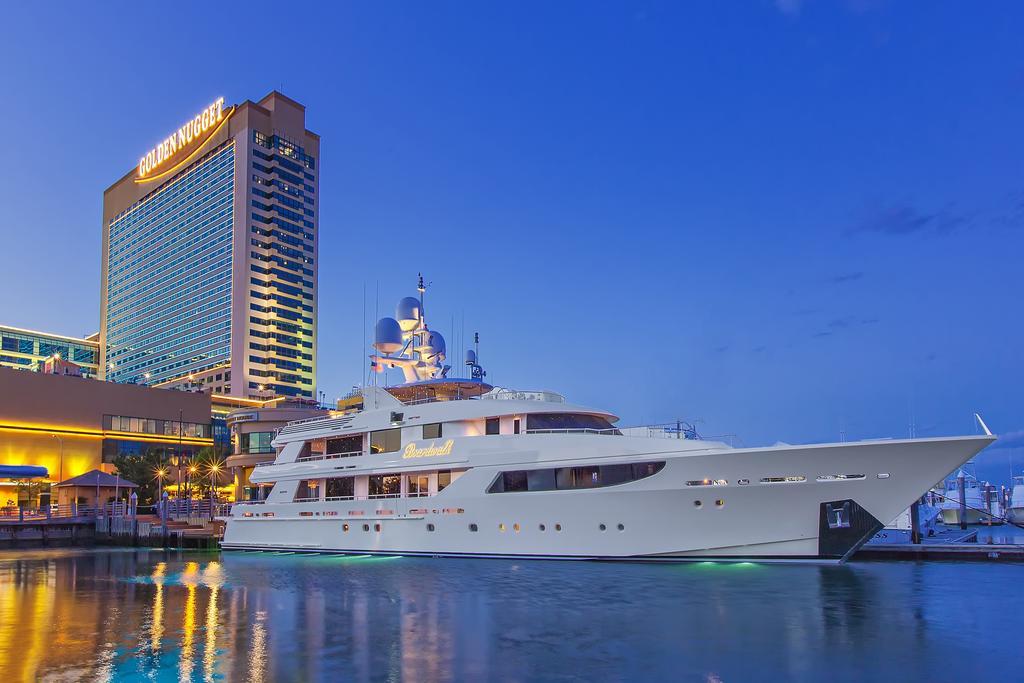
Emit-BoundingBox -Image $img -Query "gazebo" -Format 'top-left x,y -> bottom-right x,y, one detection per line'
55,470 -> 138,509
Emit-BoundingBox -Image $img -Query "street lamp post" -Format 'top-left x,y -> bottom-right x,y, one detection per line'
49,434 -> 64,483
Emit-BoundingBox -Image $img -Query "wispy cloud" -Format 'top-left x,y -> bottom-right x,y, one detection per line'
810,315 -> 880,339
829,271 -> 864,284
848,203 -> 969,237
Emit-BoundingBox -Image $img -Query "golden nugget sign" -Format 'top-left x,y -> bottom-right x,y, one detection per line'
403,439 -> 455,459
136,97 -> 231,181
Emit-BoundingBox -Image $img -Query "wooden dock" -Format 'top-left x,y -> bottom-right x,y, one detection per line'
855,527 -> 1024,561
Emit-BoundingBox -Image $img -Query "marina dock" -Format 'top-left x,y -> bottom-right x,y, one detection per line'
855,526 -> 1024,562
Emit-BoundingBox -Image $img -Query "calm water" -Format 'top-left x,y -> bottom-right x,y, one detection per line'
0,549 -> 1021,682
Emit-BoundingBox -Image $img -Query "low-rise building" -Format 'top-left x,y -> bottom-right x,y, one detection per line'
0,367 -> 213,491
225,399 -> 327,501
0,326 -> 100,378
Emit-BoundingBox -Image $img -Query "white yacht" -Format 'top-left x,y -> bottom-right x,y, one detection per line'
938,470 -> 1005,525
1007,474 -> 1024,523
222,282 -> 996,563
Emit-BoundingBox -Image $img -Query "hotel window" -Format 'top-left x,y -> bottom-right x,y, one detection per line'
370,428 -> 401,454
423,423 -> 442,439
485,418 -> 500,435
243,432 -> 275,454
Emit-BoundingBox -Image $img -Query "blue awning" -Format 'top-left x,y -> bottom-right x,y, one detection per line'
0,465 -> 49,479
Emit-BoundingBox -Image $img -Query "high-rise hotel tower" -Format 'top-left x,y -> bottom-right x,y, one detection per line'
101,92 -> 318,400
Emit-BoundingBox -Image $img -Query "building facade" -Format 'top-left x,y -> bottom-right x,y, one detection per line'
224,400 -> 327,501
0,367 -> 213,488
0,326 -> 100,377
101,91 -> 318,401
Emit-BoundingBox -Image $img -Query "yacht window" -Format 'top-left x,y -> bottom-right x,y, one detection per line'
326,434 -> 362,456
525,413 -> 619,433
437,470 -> 452,492
558,466 -> 600,489
500,471 -> 529,492
370,428 -> 401,454
600,464 -> 634,486
325,477 -> 354,499
368,474 -> 401,497
294,480 -> 320,501
407,474 -> 430,497
527,468 -> 557,491
487,461 -> 666,493
423,423 -> 443,439
513,418 -> 521,434
485,417 -> 500,435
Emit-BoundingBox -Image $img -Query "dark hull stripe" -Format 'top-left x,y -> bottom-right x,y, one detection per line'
220,544 -> 844,564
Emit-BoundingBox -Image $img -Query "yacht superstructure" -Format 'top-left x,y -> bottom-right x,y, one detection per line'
222,280 -> 996,562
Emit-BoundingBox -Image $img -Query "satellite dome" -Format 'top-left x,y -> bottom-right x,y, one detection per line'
396,297 -> 422,331
421,330 -> 446,360
465,349 -> 477,365
373,317 -> 403,354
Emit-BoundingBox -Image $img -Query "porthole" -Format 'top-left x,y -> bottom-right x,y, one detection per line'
513,523 -> 521,532
599,523 -> 607,531
617,523 -> 624,531
427,523 -> 435,531
694,500 -> 703,508
469,523 -> 479,532
715,499 -> 725,508
555,523 -> 563,531
362,523 -> 370,531
343,523 -> 350,532
737,479 -> 750,485
499,523 -> 506,532
374,523 -> 382,532
539,524 -> 546,531
877,473 -> 890,479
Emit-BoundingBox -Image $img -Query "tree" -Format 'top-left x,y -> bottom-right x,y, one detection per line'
111,447 -> 165,506
192,446 -> 229,498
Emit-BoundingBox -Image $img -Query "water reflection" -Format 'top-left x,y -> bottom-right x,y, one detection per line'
0,550 -> 1020,681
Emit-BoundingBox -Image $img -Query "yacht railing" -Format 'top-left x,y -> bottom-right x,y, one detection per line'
525,428 -> 622,436
482,389 -> 565,403
296,450 -> 362,463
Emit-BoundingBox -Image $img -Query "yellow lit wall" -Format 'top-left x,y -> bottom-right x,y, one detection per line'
0,431 -> 102,482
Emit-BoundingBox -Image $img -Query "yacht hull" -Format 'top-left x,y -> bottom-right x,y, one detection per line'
223,434 -> 992,563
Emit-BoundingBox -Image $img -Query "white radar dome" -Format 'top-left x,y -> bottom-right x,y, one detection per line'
396,297 -> 422,331
465,349 -> 477,364
421,330 -> 446,360
373,317 -> 403,354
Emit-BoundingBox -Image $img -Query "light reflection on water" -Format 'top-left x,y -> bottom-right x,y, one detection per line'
0,548 -> 1021,682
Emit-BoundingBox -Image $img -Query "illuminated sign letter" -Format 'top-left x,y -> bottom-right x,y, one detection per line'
135,97 -> 235,181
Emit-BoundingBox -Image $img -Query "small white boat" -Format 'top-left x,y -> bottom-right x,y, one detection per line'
939,470 -> 1004,525
1008,474 -> 1024,523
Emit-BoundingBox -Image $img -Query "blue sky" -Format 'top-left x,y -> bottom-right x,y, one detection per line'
1,2 -> 1021,479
